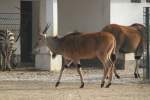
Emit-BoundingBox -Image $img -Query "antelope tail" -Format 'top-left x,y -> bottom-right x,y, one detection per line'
111,40 -> 117,62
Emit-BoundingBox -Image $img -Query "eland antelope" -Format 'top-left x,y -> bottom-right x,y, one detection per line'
34,25 -> 117,88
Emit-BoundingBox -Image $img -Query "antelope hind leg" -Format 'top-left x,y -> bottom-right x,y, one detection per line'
134,59 -> 140,78
105,66 -> 113,88
76,64 -> 84,88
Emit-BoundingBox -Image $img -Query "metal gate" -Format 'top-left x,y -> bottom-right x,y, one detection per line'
0,13 -> 20,35
143,7 -> 150,79
0,12 -> 20,67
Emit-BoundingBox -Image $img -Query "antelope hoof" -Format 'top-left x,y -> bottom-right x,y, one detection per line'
105,83 -> 111,88
137,74 -> 140,78
55,82 -> 60,88
64,65 -> 69,68
134,73 -> 138,78
115,74 -> 120,79
101,82 -> 105,88
80,83 -> 84,88
7,67 -> 11,71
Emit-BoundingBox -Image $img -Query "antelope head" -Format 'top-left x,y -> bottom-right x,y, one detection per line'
33,24 -> 50,54
39,24 -> 50,42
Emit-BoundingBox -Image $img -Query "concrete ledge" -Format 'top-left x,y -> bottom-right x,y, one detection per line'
35,54 -> 51,70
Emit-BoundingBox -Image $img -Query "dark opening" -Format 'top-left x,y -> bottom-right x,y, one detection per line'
131,0 -> 141,3
146,0 -> 150,3
20,1 -> 34,64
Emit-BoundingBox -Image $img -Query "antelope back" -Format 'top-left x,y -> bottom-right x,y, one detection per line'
130,23 -> 146,40
59,32 -> 116,60
102,24 -> 143,53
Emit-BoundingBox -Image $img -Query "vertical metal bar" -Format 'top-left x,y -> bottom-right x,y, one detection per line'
144,7 -> 150,79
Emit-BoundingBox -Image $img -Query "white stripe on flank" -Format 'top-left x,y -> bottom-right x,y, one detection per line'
8,32 -> 14,35
9,36 -> 15,40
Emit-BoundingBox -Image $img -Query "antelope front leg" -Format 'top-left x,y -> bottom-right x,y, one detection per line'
55,65 -> 65,88
76,64 -> 84,88
113,66 -> 120,79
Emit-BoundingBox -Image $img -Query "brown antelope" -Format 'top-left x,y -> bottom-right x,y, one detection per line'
34,25 -> 117,88
52,31 -> 120,79
102,23 -> 145,78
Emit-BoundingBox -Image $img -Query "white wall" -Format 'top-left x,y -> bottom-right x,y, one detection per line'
58,0 -> 110,35
0,0 -> 20,13
32,0 -> 40,49
111,0 -> 150,25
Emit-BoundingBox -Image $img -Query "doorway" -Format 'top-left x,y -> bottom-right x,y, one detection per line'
20,1 -> 34,64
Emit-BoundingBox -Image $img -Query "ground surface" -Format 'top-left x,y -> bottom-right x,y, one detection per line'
0,67 -> 149,100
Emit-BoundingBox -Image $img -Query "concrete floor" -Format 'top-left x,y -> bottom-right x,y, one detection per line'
0,67 -> 149,100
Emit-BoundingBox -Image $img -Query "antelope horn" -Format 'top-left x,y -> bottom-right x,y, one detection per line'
42,24 -> 50,34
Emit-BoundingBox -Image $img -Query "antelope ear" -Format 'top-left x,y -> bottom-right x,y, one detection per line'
43,34 -> 47,38
39,33 -> 47,39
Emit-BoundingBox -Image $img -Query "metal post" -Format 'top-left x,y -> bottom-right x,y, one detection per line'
144,7 -> 150,79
